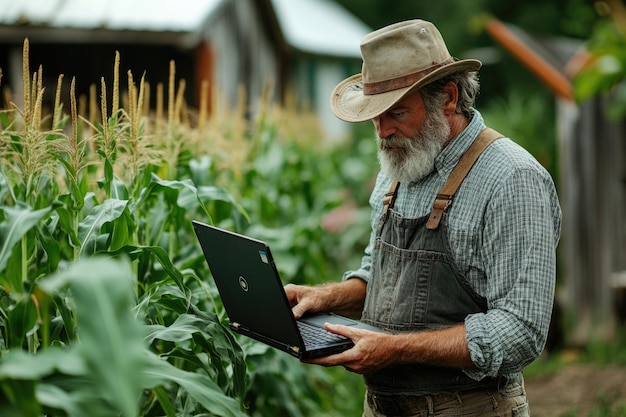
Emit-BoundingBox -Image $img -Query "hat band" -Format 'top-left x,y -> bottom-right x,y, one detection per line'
362,59 -> 453,95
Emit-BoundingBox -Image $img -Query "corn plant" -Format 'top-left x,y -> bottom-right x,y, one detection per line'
0,37 -> 381,417
0,39 -> 250,417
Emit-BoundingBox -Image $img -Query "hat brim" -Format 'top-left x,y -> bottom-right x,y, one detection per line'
330,59 -> 482,123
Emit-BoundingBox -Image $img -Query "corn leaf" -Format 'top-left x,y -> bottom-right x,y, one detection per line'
107,245 -> 187,292
0,203 -> 52,284
35,384 -> 83,417
5,295 -> 38,348
39,257 -> 147,417
143,354 -> 249,417
144,313 -> 207,344
68,257 -> 146,417
0,348 -> 86,382
77,198 -> 128,256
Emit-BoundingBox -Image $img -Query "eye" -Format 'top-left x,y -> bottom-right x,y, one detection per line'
389,110 -> 407,119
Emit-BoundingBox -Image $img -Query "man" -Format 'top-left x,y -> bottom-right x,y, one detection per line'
285,19 -> 561,416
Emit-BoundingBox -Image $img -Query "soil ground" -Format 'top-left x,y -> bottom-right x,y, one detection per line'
525,364 -> 626,416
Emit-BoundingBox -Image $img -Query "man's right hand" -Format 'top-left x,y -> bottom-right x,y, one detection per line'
284,278 -> 367,319
284,283 -> 325,319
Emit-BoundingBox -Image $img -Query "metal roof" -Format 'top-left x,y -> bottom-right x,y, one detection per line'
270,0 -> 369,58
0,0 -> 225,32
0,0 -> 368,57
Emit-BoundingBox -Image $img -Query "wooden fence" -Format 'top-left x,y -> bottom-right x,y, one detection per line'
557,97 -> 626,345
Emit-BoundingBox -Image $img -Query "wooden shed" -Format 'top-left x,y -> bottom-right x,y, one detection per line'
0,0 -> 370,139
486,19 -> 626,345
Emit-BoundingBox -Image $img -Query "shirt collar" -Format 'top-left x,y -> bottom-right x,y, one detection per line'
434,109 -> 486,177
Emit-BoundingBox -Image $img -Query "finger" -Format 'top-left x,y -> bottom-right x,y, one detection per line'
283,284 -> 298,304
343,365 -> 356,373
306,354 -> 365,374
292,304 -> 306,319
324,323 -> 357,339
304,351 -> 348,368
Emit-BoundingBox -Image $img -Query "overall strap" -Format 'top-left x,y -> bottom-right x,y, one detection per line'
426,127 -> 504,230
381,180 -> 400,223
378,180 -> 400,236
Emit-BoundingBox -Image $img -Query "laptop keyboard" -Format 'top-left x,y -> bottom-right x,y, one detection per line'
297,321 -> 349,346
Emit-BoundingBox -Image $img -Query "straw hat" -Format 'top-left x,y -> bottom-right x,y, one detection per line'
331,19 -> 482,123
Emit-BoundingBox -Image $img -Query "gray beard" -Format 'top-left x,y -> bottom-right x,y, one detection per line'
376,109 -> 450,183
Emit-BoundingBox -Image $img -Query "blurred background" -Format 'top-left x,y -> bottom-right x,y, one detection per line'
0,0 -> 624,416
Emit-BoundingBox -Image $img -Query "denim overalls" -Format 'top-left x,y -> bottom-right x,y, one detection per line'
362,129 -> 505,395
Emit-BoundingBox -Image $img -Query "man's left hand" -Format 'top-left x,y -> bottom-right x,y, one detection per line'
303,323 -> 396,374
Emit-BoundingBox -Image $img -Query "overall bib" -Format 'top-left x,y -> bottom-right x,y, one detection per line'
362,128 -> 503,395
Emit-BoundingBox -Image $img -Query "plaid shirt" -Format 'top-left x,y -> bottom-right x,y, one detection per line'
344,110 -> 562,381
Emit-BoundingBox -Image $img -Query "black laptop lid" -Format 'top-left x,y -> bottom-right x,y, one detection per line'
192,221 -> 304,351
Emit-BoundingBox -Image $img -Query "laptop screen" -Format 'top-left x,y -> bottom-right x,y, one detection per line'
192,221 -> 303,349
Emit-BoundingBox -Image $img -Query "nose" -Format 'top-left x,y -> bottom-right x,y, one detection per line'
373,115 -> 396,139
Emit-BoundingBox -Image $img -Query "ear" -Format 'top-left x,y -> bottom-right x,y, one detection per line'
441,81 -> 459,116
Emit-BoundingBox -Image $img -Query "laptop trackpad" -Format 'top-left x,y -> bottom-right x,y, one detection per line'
299,313 -> 357,328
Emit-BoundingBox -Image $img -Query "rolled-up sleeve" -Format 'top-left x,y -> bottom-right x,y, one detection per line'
464,168 -> 561,380
342,252 -> 372,283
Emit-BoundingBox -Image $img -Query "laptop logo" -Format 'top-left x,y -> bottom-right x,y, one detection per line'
238,276 -> 249,291
259,250 -> 268,264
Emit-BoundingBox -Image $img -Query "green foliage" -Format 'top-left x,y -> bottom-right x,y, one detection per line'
573,6 -> 626,120
0,44 -> 244,416
0,41 -> 378,417
0,257 -> 248,417
6,2 -> 622,412
587,391 -> 626,417
580,326 -> 626,367
555,392 -> 626,417
481,88 -> 558,178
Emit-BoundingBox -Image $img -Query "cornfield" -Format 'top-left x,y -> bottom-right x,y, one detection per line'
0,39 -> 377,417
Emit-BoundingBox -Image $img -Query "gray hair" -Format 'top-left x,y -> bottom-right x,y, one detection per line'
420,71 -> 480,118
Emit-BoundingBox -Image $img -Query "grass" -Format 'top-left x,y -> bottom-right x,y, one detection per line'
523,326 -> 626,417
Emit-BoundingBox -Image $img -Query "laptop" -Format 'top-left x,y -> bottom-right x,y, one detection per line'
192,220 -> 384,359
